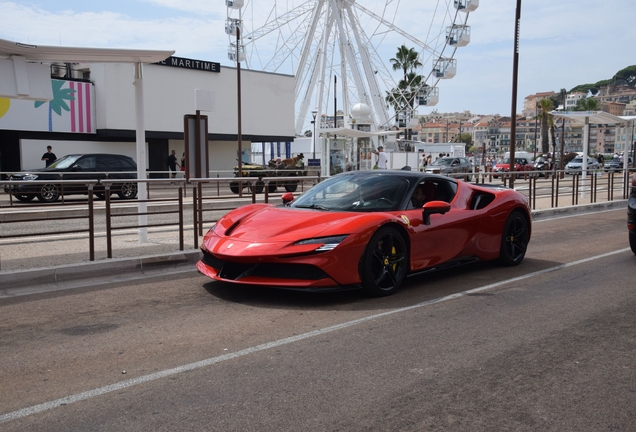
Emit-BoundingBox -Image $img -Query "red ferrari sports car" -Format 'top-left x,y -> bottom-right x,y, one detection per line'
197,171 -> 532,296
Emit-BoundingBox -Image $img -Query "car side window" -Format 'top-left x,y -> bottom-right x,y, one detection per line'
98,156 -> 124,172
407,179 -> 457,209
76,156 -> 96,170
119,157 -> 136,170
435,179 -> 458,203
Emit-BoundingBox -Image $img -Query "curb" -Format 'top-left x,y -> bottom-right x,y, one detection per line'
0,250 -> 202,298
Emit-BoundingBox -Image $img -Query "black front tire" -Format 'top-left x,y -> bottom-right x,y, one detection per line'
498,210 -> 530,266
268,183 -> 277,193
37,184 -> 60,202
229,182 -> 240,194
249,180 -> 265,194
284,181 -> 298,192
359,226 -> 408,297
14,194 -> 35,202
630,231 -> 636,255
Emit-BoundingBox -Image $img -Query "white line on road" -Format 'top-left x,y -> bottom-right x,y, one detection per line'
0,247 -> 631,423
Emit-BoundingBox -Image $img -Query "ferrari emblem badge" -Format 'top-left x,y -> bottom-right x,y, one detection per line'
400,215 -> 410,226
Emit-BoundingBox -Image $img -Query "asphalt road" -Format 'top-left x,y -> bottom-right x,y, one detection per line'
0,208 -> 634,431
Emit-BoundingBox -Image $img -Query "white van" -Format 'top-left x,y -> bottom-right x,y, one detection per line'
504,151 -> 533,163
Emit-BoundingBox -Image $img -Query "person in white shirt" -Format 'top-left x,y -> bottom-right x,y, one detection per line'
373,145 -> 388,169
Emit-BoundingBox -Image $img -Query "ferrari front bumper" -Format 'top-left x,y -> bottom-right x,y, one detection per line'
197,252 -> 341,289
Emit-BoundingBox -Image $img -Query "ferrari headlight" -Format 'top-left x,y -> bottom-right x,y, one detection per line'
295,235 -> 348,252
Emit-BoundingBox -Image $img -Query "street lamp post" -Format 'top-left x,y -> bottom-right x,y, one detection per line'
311,109 -> 318,160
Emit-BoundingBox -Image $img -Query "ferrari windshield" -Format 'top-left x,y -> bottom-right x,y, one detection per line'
291,173 -> 410,212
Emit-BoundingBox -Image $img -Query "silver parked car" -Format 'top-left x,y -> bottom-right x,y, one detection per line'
425,157 -> 472,180
565,156 -> 600,175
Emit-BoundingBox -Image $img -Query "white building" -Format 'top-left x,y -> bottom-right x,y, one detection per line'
0,56 -> 295,176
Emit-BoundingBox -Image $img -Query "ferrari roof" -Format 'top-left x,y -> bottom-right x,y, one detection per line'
0,37 -> 174,63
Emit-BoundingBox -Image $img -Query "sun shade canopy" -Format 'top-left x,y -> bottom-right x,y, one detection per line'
549,111 -> 635,125
0,37 -> 174,63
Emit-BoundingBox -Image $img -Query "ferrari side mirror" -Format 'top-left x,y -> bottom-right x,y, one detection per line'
282,192 -> 294,205
422,200 -> 451,225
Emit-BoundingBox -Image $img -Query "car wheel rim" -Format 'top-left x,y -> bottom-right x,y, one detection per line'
41,184 -> 58,201
370,232 -> 407,290
503,214 -> 528,262
121,183 -> 137,198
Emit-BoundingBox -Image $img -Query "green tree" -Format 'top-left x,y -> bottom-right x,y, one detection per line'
573,97 -> 599,111
390,45 -> 422,86
455,132 -> 473,154
386,46 -> 425,127
612,65 -> 636,87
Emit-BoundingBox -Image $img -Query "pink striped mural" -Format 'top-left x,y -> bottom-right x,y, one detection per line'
69,81 -> 93,133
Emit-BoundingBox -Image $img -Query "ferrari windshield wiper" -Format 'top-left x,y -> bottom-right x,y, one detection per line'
295,204 -> 331,211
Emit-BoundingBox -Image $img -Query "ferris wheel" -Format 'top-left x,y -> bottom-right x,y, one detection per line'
226,0 -> 478,135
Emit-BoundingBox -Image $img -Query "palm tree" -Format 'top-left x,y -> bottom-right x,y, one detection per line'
390,45 -> 422,85
538,98 -> 554,154
34,80 -> 76,131
387,46 -> 424,135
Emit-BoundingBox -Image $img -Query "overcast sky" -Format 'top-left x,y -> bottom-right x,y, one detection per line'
2,0 -> 633,117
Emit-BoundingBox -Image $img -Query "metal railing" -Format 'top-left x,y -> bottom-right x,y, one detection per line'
0,180 -> 98,261
1,169 -> 633,264
448,167 -> 635,210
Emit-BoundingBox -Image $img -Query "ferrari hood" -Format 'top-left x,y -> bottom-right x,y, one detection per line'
219,206 -> 377,242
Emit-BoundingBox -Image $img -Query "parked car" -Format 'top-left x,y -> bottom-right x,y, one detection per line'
604,157 -> 633,173
492,157 -> 534,178
197,171 -> 531,296
424,157 -> 472,180
565,156 -> 600,175
4,154 -> 138,203
629,173 -> 636,255
604,158 -> 623,172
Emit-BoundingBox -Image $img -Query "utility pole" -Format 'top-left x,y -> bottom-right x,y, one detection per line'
508,0 -> 522,189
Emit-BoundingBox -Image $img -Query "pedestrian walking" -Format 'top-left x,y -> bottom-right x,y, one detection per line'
373,145 -> 388,169
167,150 -> 180,181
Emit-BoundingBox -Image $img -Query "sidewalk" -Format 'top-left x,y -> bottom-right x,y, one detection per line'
0,195 -> 628,298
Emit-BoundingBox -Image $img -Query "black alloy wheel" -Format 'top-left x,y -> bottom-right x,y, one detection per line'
117,182 -> 138,199
37,184 -> 60,202
498,210 -> 529,266
360,226 -> 408,296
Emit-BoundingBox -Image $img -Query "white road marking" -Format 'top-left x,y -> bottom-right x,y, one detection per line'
0,247 -> 631,423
